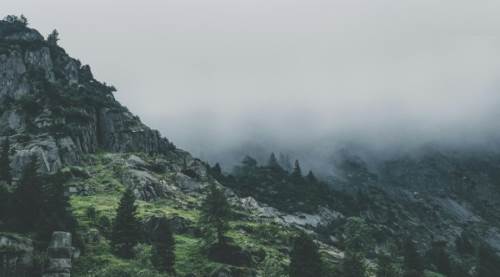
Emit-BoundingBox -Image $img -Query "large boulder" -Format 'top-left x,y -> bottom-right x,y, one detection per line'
43,231 -> 73,277
121,168 -> 169,201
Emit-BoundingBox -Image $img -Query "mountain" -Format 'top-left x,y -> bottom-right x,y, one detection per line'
1,16 -> 500,277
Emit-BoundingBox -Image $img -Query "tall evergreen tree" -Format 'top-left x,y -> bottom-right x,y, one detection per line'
211,163 -> 223,180
110,188 -> 141,258
403,239 -> 424,277
236,155 -> 258,177
37,173 -> 79,245
306,170 -> 317,183
151,217 -> 175,274
289,232 -> 323,277
376,253 -> 399,277
47,29 -> 59,45
290,160 -> 303,182
200,183 -> 231,245
11,156 -> 43,231
343,251 -> 367,277
0,138 -> 12,185
268,153 -> 282,171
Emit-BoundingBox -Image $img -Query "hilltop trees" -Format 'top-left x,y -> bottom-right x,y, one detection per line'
290,160 -> 303,182
200,183 -> 231,245
210,163 -> 223,181
47,29 -> 59,46
219,153 -> 341,213
3,15 -> 28,26
110,188 -> 141,258
306,170 -> 317,183
289,232 -> 323,277
268,153 -> 283,172
151,217 -> 176,274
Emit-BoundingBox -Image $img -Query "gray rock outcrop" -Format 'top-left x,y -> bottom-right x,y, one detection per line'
0,20 -> 176,176
43,231 -> 73,277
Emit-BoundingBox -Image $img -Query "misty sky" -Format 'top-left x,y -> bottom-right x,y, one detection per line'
5,0 -> 500,167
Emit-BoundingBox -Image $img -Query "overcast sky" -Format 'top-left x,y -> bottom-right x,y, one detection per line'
5,0 -> 500,165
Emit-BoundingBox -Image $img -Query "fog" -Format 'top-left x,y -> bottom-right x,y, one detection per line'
5,0 -> 500,172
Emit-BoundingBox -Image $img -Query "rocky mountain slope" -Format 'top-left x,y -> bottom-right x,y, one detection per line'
0,17 -> 344,277
0,19 -> 175,178
1,16 -> 500,277
330,147 -> 500,246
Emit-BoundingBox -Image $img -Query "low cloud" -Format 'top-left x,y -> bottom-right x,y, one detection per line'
6,0 -> 500,171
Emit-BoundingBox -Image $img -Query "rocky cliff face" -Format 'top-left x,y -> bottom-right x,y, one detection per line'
0,20 -> 176,177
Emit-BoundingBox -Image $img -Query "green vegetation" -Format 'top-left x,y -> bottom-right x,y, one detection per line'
3,16 -> 496,277
376,253 -> 400,277
289,232 -> 323,277
150,217 -> 176,274
47,29 -> 59,45
219,154 -> 349,213
110,188 -> 141,258
200,183 -> 231,245
342,251 -> 367,277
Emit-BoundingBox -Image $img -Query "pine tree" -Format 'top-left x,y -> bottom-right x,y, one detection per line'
200,183 -> 231,245
0,138 -> 12,185
306,170 -> 317,183
289,232 -> 323,277
110,188 -> 141,258
290,160 -> 303,183
268,153 -> 282,171
37,174 -> 79,245
11,156 -> 43,231
19,15 -> 28,26
343,251 -> 367,277
151,217 -> 175,274
376,253 -> 399,277
211,163 -> 223,180
403,239 -> 424,277
236,155 -> 258,178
